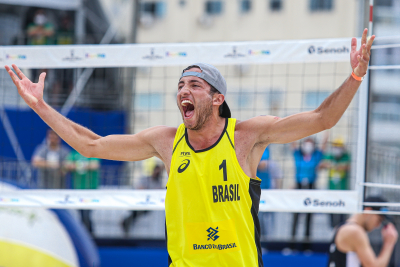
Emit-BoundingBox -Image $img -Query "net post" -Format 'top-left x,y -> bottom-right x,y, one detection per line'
356,70 -> 370,213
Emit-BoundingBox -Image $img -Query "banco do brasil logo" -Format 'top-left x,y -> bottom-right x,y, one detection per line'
177,159 -> 190,173
207,227 -> 220,241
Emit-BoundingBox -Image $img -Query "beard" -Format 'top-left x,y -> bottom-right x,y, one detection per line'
178,96 -> 213,131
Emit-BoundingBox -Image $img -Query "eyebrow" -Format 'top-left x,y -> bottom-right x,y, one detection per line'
178,79 -> 203,86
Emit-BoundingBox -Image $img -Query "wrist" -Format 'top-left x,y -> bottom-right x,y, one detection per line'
32,99 -> 47,112
383,239 -> 396,247
351,71 -> 364,82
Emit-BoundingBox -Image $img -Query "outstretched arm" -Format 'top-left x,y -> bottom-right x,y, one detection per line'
253,29 -> 375,145
5,64 -> 173,162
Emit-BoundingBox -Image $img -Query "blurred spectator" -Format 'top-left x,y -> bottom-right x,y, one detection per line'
291,136 -> 327,242
32,129 -> 70,189
26,9 -> 55,45
257,147 -> 283,238
121,158 -> 164,236
320,137 -> 351,227
53,13 -> 75,106
66,150 -> 100,234
257,147 -> 271,189
56,13 -> 74,45
27,9 -> 57,101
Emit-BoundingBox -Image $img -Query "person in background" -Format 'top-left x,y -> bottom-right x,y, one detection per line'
56,13 -> 74,45
257,147 -> 283,238
257,147 -> 271,190
27,9 -> 56,102
26,9 -> 55,45
291,136 -> 327,243
328,196 -> 397,267
320,137 -> 351,227
121,158 -> 164,236
32,129 -> 70,189
66,150 -> 100,234
51,12 -> 75,106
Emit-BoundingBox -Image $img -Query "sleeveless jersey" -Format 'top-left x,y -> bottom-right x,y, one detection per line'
327,223 -> 361,267
165,118 -> 263,267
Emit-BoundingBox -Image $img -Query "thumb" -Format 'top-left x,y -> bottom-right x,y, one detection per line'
38,72 -> 46,86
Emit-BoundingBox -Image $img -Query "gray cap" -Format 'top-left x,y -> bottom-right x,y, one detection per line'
180,63 -> 231,118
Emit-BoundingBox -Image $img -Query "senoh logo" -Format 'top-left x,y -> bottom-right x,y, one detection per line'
177,159 -> 190,173
303,198 -> 345,207
304,198 -> 312,206
308,46 -> 349,54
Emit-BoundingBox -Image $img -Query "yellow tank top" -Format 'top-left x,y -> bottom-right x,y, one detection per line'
165,118 -> 263,267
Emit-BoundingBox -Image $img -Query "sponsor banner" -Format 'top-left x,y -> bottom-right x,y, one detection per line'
0,190 -> 166,210
0,38 -> 353,69
0,189 -> 358,212
259,190 -> 358,214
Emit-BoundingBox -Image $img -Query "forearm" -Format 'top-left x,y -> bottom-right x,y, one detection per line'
34,100 -> 100,157
376,242 -> 395,267
316,76 -> 361,129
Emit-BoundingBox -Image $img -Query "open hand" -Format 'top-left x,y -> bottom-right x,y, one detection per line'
4,64 -> 46,109
350,28 -> 375,77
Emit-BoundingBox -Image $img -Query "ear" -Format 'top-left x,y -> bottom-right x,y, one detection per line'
213,93 -> 225,106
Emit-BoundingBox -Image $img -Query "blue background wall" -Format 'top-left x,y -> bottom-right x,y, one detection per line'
98,248 -> 328,267
0,107 -> 125,166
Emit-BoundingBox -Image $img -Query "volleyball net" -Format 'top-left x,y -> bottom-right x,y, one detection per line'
0,36 -> 397,217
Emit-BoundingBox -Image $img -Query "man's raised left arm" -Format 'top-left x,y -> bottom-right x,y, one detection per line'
253,29 -> 375,145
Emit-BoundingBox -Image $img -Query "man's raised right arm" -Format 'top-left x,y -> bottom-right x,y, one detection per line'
5,64 -> 171,162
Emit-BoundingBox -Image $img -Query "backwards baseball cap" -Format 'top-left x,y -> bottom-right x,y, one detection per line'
180,63 -> 231,118
364,196 -> 393,225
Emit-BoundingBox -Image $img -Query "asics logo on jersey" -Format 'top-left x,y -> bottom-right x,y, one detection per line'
207,227 -> 220,241
178,159 -> 190,173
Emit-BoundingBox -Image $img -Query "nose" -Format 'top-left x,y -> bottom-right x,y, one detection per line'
179,84 -> 191,96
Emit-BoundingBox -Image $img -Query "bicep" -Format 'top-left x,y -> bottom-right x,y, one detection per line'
259,111 -> 326,144
355,238 -> 378,267
88,126 -> 168,162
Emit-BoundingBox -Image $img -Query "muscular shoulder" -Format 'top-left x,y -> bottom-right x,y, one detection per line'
140,125 -> 177,148
235,116 -> 277,145
336,223 -> 368,253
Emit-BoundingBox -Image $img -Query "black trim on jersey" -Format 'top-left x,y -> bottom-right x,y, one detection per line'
327,222 -> 361,267
248,179 -> 263,267
225,128 -> 235,150
172,133 -> 185,155
185,117 -> 228,153
165,220 -> 172,266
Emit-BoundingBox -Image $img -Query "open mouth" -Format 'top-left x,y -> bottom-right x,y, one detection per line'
181,99 -> 195,119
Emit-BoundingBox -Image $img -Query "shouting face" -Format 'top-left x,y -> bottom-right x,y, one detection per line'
177,68 -> 214,131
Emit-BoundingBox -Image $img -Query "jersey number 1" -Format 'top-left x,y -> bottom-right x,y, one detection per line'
219,160 -> 227,181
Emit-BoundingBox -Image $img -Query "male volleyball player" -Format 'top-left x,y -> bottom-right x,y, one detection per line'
5,29 -> 374,266
328,196 -> 398,267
